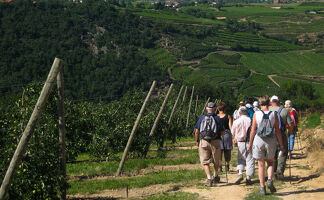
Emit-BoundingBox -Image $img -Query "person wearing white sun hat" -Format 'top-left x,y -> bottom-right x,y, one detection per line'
284,100 -> 298,158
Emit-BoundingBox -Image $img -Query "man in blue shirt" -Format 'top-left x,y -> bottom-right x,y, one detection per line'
195,102 -> 225,187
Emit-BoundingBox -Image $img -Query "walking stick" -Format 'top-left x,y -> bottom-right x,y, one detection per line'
222,134 -> 228,183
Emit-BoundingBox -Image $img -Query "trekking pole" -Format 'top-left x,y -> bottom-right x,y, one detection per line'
222,135 -> 228,183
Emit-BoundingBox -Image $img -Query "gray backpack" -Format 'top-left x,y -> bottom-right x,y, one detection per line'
200,115 -> 218,141
256,111 -> 273,137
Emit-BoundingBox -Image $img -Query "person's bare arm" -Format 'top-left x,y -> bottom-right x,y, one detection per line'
248,113 -> 257,151
228,114 -> 233,130
195,129 -> 200,147
275,113 -> 285,153
231,121 -> 237,146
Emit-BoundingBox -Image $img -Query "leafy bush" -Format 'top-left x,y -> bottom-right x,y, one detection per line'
0,83 -> 66,199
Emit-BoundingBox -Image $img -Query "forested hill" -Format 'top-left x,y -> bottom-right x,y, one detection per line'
0,0 -> 166,99
1,0 -> 324,105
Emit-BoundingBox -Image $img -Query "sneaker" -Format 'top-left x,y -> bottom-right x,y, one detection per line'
226,164 -> 230,172
259,186 -> 266,195
204,179 -> 213,187
246,178 -> 253,186
267,179 -> 277,193
234,174 -> 244,184
213,175 -> 220,183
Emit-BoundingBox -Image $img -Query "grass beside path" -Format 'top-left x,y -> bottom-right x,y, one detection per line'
67,149 -> 199,177
67,169 -> 206,195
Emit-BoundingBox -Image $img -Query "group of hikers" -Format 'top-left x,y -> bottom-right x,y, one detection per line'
194,95 -> 299,195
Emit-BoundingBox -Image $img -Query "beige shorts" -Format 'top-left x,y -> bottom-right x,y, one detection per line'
199,139 -> 221,165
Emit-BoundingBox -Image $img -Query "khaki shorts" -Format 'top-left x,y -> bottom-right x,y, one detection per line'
199,139 -> 221,165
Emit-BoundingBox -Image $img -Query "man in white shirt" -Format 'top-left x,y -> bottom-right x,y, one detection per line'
232,107 -> 255,185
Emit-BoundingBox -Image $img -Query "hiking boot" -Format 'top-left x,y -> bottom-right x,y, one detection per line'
226,164 -> 230,172
234,174 -> 244,184
259,186 -> 266,195
204,179 -> 213,187
246,178 -> 253,186
213,175 -> 220,183
267,179 -> 277,193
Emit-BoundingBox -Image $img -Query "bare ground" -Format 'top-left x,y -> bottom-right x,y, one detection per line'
68,129 -> 324,199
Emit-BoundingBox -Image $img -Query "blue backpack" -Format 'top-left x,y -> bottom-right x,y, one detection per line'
246,106 -> 254,119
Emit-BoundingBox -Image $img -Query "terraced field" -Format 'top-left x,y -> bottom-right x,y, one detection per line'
240,52 -> 324,75
144,48 -> 177,71
206,31 -> 304,52
132,8 -> 224,25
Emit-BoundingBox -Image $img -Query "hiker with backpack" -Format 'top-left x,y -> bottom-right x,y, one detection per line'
284,100 -> 298,158
217,102 -> 233,173
233,101 -> 245,121
231,107 -> 254,185
248,96 -> 285,195
245,103 -> 255,119
194,102 -> 225,187
269,96 -> 293,180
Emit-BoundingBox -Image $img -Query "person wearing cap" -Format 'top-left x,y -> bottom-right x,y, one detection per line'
269,95 -> 293,180
253,101 -> 260,112
195,102 -> 225,187
232,107 -> 255,185
248,96 -> 285,195
284,100 -> 298,158
233,101 -> 245,121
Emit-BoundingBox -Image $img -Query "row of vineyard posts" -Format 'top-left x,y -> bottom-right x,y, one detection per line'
0,58 -> 214,200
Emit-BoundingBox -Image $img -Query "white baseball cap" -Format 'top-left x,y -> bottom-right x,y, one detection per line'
253,101 -> 259,107
285,100 -> 292,108
270,95 -> 279,102
245,103 -> 252,108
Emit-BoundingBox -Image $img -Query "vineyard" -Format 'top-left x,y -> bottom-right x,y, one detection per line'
0,59 -> 218,199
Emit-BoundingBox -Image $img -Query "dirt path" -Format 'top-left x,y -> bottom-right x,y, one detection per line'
180,130 -> 324,200
68,129 -> 324,199
268,74 -> 281,87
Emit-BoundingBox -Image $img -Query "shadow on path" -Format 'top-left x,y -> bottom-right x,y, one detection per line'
276,188 -> 324,196
285,173 -> 320,184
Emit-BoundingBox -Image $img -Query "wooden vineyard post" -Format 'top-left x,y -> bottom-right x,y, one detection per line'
168,86 -> 184,125
0,58 -> 63,200
186,86 -> 194,129
57,69 -> 67,200
164,85 -> 184,147
200,97 -> 210,116
144,84 -> 174,157
194,95 -> 198,118
116,81 -> 156,176
176,86 -> 187,124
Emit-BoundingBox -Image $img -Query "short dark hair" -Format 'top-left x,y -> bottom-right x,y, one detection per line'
259,96 -> 270,106
217,102 -> 226,111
